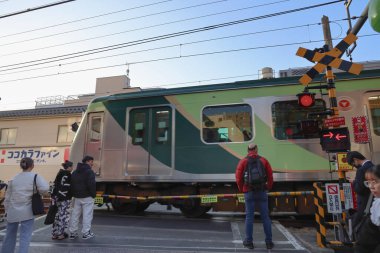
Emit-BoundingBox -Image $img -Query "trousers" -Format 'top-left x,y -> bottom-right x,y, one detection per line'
244,190 -> 272,243
1,219 -> 34,253
68,197 -> 94,234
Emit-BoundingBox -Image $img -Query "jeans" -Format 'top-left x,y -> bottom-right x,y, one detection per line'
1,219 -> 34,253
69,197 -> 94,234
244,190 -> 272,243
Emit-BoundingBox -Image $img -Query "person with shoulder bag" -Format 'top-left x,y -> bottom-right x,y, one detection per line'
50,160 -> 74,240
235,143 -> 274,250
354,164 -> 380,253
1,157 -> 49,253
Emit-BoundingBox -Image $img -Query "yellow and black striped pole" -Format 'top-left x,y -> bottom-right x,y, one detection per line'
313,182 -> 327,248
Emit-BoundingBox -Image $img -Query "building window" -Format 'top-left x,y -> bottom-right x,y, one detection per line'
0,128 -> 17,145
202,104 -> 253,143
369,95 -> 380,136
272,99 -> 327,140
57,125 -> 75,143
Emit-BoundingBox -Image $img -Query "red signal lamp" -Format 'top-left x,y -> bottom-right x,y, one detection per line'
297,92 -> 315,107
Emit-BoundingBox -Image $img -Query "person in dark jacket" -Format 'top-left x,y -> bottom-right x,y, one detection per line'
354,164 -> 380,253
235,143 -> 274,250
51,160 -> 73,240
68,155 -> 96,240
347,151 -> 374,227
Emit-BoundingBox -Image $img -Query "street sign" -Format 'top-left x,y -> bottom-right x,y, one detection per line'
320,127 -> 351,152
352,116 -> 370,143
336,152 -> 353,171
342,183 -> 354,210
325,183 -> 342,213
324,117 -> 346,128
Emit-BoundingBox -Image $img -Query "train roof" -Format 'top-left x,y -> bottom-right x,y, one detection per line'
93,68 -> 380,103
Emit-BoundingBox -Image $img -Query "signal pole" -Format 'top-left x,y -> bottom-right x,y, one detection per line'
321,15 -> 349,244
321,16 -> 339,117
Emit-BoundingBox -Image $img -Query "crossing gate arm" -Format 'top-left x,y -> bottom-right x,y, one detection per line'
95,191 -> 314,202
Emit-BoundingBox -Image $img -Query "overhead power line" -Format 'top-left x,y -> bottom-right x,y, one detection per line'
0,0 -> 289,53
0,22 -> 321,76
0,0 -> 344,72
0,0 -> 175,39
0,0 -> 76,19
2,32 -> 378,85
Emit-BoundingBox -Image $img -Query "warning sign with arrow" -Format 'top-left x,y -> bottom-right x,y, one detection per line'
320,127 -> 351,152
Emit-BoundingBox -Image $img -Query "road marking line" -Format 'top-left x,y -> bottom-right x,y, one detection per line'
21,241 -> 308,251
32,224 -> 50,234
230,221 -> 242,247
274,222 -> 306,250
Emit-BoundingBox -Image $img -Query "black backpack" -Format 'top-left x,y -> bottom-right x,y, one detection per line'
243,156 -> 267,190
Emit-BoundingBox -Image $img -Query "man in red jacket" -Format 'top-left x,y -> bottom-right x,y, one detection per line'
235,143 -> 274,250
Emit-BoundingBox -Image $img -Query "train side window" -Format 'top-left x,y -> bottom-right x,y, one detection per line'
0,128 -> 17,145
202,104 -> 252,143
369,95 -> 380,136
155,110 -> 169,143
272,99 -> 326,140
132,112 -> 145,145
89,117 -> 102,142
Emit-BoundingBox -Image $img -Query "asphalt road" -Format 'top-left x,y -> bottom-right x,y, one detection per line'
0,204 -> 329,253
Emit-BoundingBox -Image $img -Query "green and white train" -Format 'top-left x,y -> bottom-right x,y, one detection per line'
70,69 -> 380,217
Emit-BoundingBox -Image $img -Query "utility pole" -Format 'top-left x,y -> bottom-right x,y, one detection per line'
321,16 -> 339,117
321,15 -> 350,245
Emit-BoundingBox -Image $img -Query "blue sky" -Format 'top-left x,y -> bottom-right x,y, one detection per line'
0,0 -> 378,110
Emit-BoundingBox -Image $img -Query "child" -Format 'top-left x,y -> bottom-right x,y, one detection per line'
354,164 -> 380,253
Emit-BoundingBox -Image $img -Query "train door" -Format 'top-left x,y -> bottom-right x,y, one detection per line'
366,93 -> 380,164
126,106 -> 173,176
84,113 -> 103,176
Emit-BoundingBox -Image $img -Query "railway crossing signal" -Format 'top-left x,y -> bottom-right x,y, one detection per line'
320,127 -> 351,152
296,33 -> 363,85
297,92 -> 315,107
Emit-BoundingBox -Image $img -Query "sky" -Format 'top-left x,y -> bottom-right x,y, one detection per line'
0,0 -> 379,110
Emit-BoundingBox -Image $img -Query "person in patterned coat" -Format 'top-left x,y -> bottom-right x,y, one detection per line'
51,160 -> 73,240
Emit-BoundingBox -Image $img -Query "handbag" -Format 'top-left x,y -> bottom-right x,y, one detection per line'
353,194 -> 373,240
44,201 -> 58,225
32,174 -> 45,215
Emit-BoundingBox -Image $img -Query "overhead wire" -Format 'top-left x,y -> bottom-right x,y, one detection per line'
1,17 -> 357,76
0,0 -> 175,39
0,0 -> 290,56
0,0 -> 345,72
1,32 -> 378,85
0,22 -> 321,76
0,0 -> 235,47
0,0 -> 76,19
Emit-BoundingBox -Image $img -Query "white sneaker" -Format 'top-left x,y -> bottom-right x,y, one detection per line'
69,232 -> 78,239
82,231 -> 95,240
